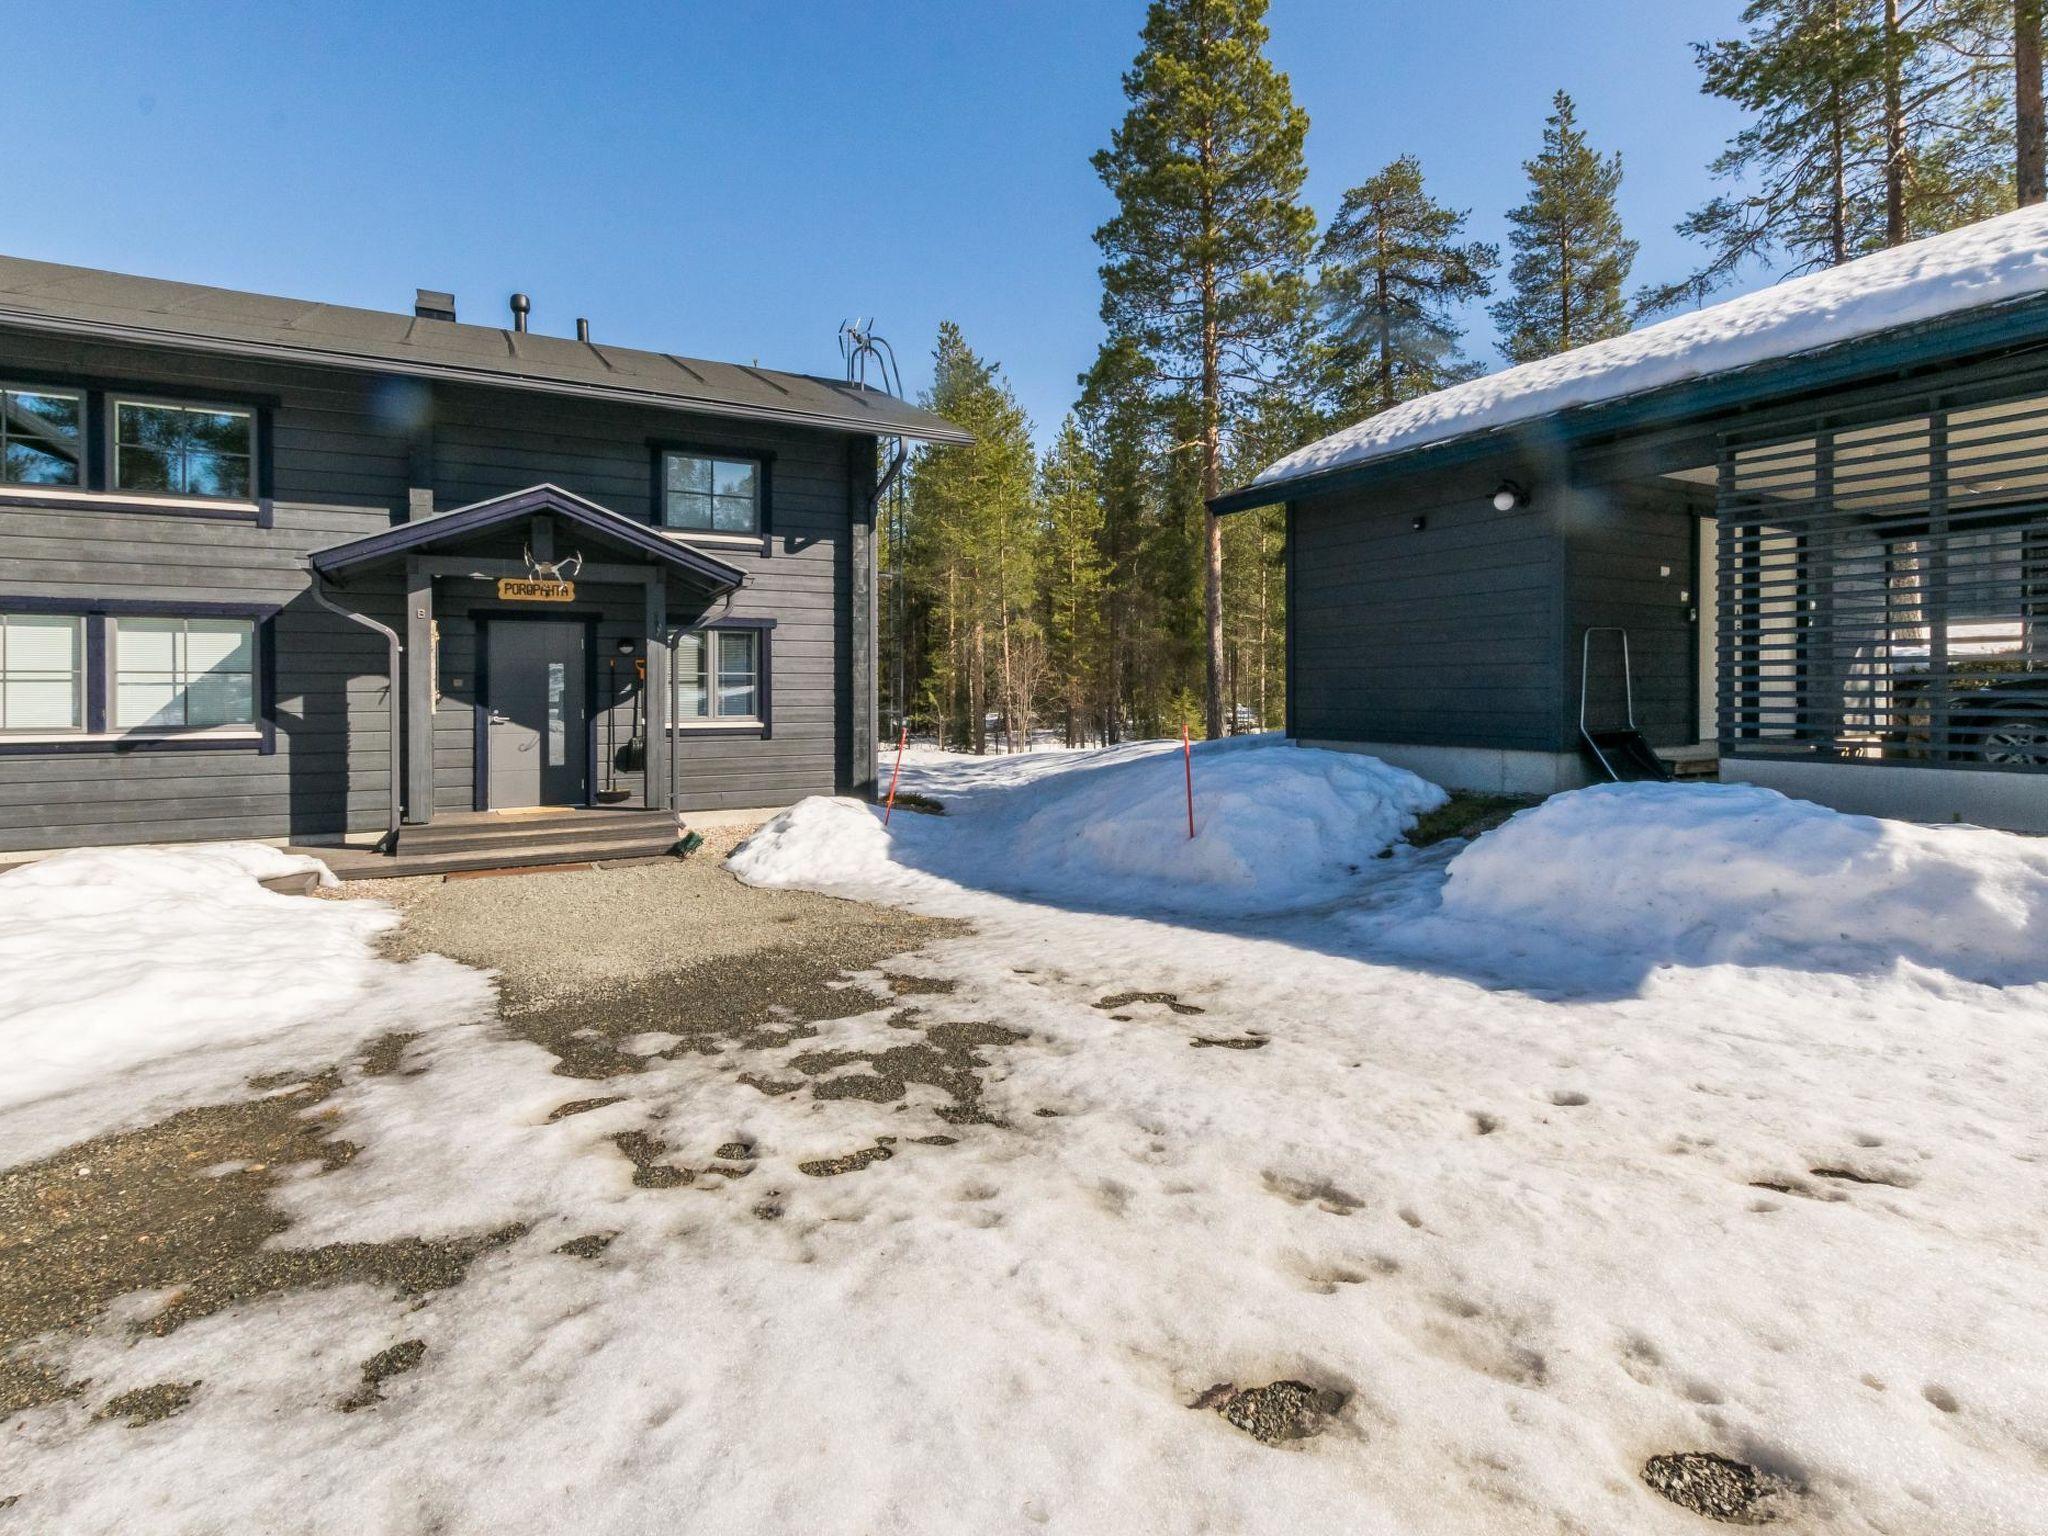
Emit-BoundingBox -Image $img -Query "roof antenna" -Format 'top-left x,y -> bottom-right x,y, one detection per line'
838,318 -> 902,400
509,293 -> 530,333
841,318 -> 912,743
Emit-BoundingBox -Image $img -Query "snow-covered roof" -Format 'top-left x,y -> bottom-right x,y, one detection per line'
1241,202 -> 2048,500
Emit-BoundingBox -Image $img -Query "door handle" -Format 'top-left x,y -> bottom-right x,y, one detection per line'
488,711 -> 511,725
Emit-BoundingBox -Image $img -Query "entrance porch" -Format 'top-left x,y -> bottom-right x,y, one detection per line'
307,484 -> 748,857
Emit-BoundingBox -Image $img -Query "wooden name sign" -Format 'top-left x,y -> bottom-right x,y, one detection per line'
498,578 -> 575,603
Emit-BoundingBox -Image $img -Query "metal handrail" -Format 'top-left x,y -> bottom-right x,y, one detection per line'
1580,626 -> 1637,737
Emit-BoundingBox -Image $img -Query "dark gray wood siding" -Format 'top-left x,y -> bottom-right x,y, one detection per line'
1289,457 -> 1570,752
0,329 -> 865,853
1560,478 -> 1709,749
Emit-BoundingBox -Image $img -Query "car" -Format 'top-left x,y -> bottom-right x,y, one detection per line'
1952,673 -> 2048,766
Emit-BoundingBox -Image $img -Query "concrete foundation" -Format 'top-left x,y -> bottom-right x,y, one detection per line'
1298,738 -> 1595,796
1722,757 -> 2048,833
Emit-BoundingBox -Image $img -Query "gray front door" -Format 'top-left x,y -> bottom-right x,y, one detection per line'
485,620 -> 587,809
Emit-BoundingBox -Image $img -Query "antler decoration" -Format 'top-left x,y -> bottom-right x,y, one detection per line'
522,546 -> 585,582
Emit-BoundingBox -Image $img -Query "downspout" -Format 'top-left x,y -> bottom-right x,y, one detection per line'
307,572 -> 404,855
665,623 -> 686,813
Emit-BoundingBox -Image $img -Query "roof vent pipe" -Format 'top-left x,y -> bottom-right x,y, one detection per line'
509,293 -> 530,333
576,318 -> 590,343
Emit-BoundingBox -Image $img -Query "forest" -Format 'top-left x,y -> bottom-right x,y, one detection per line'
881,0 -> 2048,752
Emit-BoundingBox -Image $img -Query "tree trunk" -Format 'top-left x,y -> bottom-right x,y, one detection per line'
1375,212 -> 1394,413
1200,184 -> 1225,741
970,618 -> 987,755
1829,7 -> 1850,264
2022,0 -> 2046,205
1883,0 -> 1907,246
1256,515 -> 1270,728
1558,225 -> 1573,352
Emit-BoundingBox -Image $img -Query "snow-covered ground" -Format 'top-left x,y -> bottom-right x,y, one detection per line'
0,843 -> 492,1166
4,739 -> 2046,1534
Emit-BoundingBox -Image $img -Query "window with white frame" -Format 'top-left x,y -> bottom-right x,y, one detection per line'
675,628 -> 760,723
660,451 -> 761,533
0,613 -> 84,732
0,387 -> 85,487
112,616 -> 257,729
113,400 -> 255,499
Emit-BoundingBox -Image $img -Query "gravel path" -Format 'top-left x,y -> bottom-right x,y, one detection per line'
360,825 -> 937,1010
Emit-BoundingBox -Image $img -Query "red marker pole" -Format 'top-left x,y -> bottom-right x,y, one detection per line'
1182,721 -> 1195,839
883,723 -> 910,825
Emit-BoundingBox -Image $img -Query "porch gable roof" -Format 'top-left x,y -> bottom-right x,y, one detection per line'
307,483 -> 746,590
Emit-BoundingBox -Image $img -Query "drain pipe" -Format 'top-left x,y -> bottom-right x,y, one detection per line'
664,624 -> 686,813
308,573 -> 404,854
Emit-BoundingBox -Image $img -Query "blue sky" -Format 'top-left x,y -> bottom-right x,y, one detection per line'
12,1 -> 1749,444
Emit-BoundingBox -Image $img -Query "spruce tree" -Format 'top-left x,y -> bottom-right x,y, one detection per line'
1490,92 -> 1637,363
1316,155 -> 1497,419
1093,0 -> 1314,739
1038,418 -> 1112,745
902,322 -> 1039,753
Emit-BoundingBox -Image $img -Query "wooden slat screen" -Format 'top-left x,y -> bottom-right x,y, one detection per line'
1717,388 -> 2048,771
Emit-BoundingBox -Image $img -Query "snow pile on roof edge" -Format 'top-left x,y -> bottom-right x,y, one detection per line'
730,736 -> 1450,918
1254,203 -> 2048,490
1438,782 -> 2048,985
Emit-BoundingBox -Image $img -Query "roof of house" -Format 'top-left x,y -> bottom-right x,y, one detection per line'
0,254 -> 970,445
1218,202 -> 2048,513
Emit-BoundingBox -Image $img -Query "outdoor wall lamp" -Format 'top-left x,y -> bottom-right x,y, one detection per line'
1492,480 -> 1530,512
615,637 -> 637,655
1411,515 -> 1428,532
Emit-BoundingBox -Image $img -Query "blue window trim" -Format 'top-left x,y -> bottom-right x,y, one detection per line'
0,367 -> 275,526
648,440 -> 775,557
675,615 -> 774,740
0,596 -> 278,756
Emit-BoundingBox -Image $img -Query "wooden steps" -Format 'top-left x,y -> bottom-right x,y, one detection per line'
310,808 -> 688,880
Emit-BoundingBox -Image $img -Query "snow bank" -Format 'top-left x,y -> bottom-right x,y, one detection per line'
1439,782 -> 2048,984
0,843 -> 490,1156
1254,202 -> 2048,490
731,736 -> 1448,917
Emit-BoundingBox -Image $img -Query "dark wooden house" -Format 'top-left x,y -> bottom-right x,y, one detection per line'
1215,208 -> 2048,833
0,257 -> 965,868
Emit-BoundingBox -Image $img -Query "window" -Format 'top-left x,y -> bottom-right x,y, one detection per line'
661,451 -> 760,533
112,616 -> 257,729
676,628 -> 760,722
0,614 -> 83,732
0,387 -> 84,487
114,400 -> 255,499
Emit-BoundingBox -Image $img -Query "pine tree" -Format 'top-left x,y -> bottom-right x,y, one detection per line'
1925,0 -> 2042,208
1093,0 -> 1314,739
1490,91 -> 1637,363
1038,418 -> 1111,745
1315,156 -> 1497,419
901,322 -> 1039,753
1653,1 -> 2012,312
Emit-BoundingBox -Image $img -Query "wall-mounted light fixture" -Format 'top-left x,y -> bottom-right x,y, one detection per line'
1411,515 -> 1428,532
1491,480 -> 1530,512
615,637 -> 637,655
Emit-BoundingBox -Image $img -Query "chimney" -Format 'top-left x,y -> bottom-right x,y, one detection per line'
509,293 -> 530,333
576,318 -> 590,343
414,289 -> 456,323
